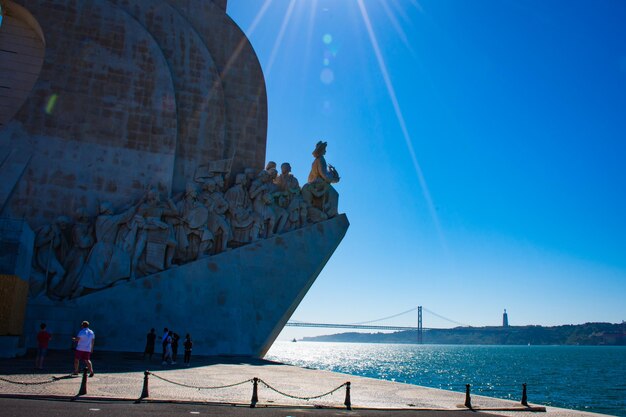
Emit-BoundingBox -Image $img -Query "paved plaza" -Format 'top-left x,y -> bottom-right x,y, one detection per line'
0,350 -> 608,417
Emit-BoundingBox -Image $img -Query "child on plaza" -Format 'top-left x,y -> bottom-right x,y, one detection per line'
36,323 -> 52,370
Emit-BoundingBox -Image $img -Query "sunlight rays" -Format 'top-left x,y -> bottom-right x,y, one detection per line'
304,0 -> 319,73
234,0 -> 445,249
219,0 -> 273,81
356,0 -> 446,250
407,0 -> 424,13
380,0 -> 413,53
265,0 -> 297,76
243,0 -> 274,38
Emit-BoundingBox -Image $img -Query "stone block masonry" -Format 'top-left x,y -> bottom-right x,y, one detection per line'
0,0 -> 267,229
0,274 -> 29,335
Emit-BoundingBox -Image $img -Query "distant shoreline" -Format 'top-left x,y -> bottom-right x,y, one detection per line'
298,322 -> 626,346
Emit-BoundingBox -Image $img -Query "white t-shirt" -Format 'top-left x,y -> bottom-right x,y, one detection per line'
76,328 -> 95,352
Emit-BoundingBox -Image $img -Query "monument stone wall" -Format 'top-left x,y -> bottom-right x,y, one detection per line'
0,0 -> 267,228
0,0 -> 349,358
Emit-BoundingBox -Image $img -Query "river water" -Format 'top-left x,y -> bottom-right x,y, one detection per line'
265,342 -> 626,416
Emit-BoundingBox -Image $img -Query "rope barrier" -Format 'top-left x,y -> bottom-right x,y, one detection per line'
148,372 -> 253,390
0,375 -> 64,386
2,367 -> 536,411
459,382 -> 532,409
258,378 -> 347,401
142,372 -> 350,408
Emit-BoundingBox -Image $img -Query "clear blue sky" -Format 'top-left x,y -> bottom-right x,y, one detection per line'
227,0 -> 626,339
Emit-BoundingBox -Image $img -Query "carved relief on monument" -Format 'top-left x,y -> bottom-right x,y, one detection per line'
0,1 -> 352,360
28,143 -> 342,301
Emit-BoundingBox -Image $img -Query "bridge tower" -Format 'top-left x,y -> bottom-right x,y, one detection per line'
417,306 -> 423,344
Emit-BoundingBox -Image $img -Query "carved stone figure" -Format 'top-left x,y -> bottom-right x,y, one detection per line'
77,201 -> 137,293
173,182 -> 213,263
275,162 -> 300,192
200,178 -> 232,253
49,208 -> 94,300
251,169 -> 277,236
275,162 -> 301,211
306,141 -> 340,218
199,170 -> 226,192
30,216 -> 71,298
250,170 -> 286,237
284,187 -> 308,232
244,167 -> 257,193
213,173 -> 225,192
308,141 -> 340,184
132,188 -> 178,278
302,180 -> 330,223
266,167 -> 289,232
225,173 -> 261,244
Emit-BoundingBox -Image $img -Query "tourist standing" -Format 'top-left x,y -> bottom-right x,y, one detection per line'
171,332 -> 179,364
35,323 -> 52,370
183,334 -> 193,366
143,328 -> 156,360
72,321 -> 95,377
162,331 -> 173,365
161,327 -> 169,361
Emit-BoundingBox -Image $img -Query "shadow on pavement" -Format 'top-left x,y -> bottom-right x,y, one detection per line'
0,349 -> 283,376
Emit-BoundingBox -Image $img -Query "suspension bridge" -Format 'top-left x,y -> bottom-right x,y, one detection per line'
285,306 -> 468,343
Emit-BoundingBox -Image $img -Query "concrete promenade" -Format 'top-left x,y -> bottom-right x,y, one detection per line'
0,350 -> 610,417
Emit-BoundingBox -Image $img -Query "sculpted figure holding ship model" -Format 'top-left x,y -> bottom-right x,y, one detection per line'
304,141 -> 340,220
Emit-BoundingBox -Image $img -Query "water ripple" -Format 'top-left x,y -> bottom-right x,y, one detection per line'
265,342 -> 626,416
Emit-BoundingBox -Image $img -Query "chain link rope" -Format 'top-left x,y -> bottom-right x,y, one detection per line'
148,372 -> 253,390
2,372 -> 349,405
258,379 -> 347,401
0,375 -> 65,386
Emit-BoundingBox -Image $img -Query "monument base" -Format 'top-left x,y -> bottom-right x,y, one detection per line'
0,336 -> 26,358
25,215 -> 349,357
0,275 -> 29,335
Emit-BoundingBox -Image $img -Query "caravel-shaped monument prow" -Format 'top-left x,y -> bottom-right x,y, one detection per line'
0,0 -> 348,357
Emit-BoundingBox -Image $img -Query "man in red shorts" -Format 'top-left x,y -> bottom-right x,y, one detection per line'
72,321 -> 95,377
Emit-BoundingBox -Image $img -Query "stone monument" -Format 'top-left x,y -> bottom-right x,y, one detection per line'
0,0 -> 348,357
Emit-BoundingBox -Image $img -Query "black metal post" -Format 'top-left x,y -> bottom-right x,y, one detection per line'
77,367 -> 88,396
464,384 -> 472,409
138,371 -> 150,401
250,377 -> 259,408
344,382 -> 352,410
521,383 -> 528,406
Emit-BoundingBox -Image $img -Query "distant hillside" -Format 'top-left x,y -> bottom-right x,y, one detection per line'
301,322 -> 626,345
